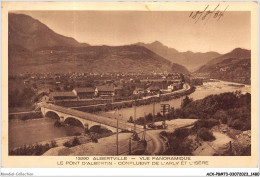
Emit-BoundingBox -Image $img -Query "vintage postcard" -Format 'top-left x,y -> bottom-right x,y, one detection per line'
1,1 -> 258,168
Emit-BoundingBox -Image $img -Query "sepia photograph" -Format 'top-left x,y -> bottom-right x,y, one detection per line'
1,1 -> 258,169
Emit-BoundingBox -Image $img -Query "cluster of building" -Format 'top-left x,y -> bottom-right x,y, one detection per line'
40,80 -> 183,102
18,72 -> 185,102
45,85 -> 116,101
133,80 -> 184,95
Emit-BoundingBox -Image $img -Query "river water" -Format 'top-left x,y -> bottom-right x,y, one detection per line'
9,118 -> 84,149
9,80 -> 250,148
100,81 -> 251,121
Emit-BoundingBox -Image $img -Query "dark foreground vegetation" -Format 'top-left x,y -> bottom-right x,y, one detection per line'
9,87 -> 35,109
161,119 -> 250,156
161,119 -> 219,155
9,141 -> 57,156
175,91 -> 251,131
159,91 -> 251,156
63,137 -> 81,147
131,91 -> 251,132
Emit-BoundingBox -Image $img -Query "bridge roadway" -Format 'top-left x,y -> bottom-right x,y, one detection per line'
38,102 -> 165,155
38,102 -> 143,131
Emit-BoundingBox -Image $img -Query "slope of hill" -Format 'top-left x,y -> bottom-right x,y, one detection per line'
9,13 -> 89,51
171,63 -> 190,74
196,48 -> 251,84
197,48 -> 251,73
8,13 -> 189,74
200,48 -> 250,68
33,45 -> 171,73
209,58 -> 251,84
136,41 -> 221,71
9,43 -> 190,74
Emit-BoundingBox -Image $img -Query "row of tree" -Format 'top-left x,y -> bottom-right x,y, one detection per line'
176,91 -> 251,131
130,91 -> 251,131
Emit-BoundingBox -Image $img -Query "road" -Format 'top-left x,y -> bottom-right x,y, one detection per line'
38,83 -> 193,155
69,83 -> 191,109
41,102 -> 167,155
145,119 -> 197,155
145,130 -> 167,155
10,83 -> 191,115
33,83 -> 193,155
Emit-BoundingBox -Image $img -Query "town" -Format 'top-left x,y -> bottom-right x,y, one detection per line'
9,72 -> 197,113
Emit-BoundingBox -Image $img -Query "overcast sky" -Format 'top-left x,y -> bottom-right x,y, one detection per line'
16,11 -> 250,54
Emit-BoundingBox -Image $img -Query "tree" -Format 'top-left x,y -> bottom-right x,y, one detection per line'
128,116 -> 134,123
197,128 -> 216,141
146,113 -> 153,122
181,96 -> 193,108
213,110 -> 229,124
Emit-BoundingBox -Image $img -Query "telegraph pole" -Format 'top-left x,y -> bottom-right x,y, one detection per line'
143,112 -> 146,141
134,100 -> 136,132
116,108 -> 119,155
129,138 -> 132,155
161,104 -> 170,129
152,102 -> 155,123
162,105 -> 166,129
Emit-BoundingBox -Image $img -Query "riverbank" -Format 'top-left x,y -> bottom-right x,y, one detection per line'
74,84 -> 195,113
8,83 -> 194,120
9,80 -> 251,154
43,132 -> 145,156
9,128 -> 115,155
9,134 -> 94,156
9,111 -> 43,120
9,118 -> 85,149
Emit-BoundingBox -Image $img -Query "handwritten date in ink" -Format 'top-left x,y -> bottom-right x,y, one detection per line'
189,4 -> 229,23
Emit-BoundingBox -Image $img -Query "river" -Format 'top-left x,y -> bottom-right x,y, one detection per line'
9,118 -> 84,149
99,80 -> 251,121
9,80 -> 251,148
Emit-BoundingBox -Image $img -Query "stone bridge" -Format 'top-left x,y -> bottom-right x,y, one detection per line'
38,103 -> 135,132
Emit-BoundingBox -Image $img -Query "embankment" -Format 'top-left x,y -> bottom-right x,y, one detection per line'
73,85 -> 195,113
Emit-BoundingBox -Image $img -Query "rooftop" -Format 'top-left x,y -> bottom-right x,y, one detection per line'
96,85 -> 115,92
50,92 -> 76,97
73,87 -> 95,93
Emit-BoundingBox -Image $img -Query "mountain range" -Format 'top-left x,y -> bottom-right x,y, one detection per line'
135,41 -> 221,71
8,13 -> 189,74
8,13 -> 251,82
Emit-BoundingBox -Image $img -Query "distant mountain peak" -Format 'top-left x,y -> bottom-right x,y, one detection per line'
151,40 -> 164,46
9,13 -> 89,51
135,41 -> 221,71
231,47 -> 250,53
185,50 -> 193,54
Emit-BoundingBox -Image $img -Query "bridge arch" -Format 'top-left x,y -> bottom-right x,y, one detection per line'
89,125 -> 113,133
89,124 -> 116,133
64,117 -> 85,128
45,111 -> 60,120
39,103 -> 119,133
